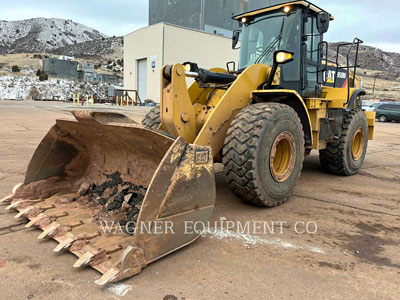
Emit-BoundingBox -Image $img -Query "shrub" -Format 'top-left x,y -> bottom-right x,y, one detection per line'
39,72 -> 48,81
29,87 -> 40,100
12,65 -> 20,73
36,69 -> 41,76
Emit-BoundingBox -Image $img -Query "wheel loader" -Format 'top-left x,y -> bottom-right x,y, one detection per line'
1,1 -> 375,285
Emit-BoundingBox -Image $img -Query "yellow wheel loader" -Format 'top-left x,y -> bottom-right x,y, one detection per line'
2,1 -> 375,285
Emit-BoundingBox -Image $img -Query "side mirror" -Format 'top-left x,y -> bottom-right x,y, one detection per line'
232,30 -> 241,50
317,12 -> 330,34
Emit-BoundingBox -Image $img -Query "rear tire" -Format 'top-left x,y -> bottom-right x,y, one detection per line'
222,103 -> 305,207
142,106 -> 161,129
319,109 -> 368,176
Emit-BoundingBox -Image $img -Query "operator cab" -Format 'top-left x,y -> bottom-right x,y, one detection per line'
233,0 -> 333,98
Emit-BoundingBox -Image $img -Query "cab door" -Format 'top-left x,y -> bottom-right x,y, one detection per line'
302,15 -> 322,98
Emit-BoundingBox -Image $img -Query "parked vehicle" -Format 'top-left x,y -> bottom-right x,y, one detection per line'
375,102 -> 400,122
363,102 -> 380,111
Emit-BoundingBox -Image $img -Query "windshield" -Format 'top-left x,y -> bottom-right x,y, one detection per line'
239,10 -> 301,70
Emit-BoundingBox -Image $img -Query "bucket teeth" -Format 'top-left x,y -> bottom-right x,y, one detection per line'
53,237 -> 75,252
14,206 -> 34,219
96,267 -> 120,286
73,252 -> 95,268
0,194 -> 13,203
7,199 -> 44,210
53,228 -> 97,252
38,223 -> 60,240
25,215 -> 45,228
6,200 -> 23,210
12,183 -> 23,195
25,212 -> 68,228
12,182 -> 23,195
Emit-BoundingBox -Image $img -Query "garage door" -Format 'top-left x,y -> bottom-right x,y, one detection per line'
137,59 -> 147,100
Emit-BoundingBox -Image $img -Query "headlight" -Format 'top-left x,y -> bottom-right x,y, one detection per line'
182,62 -> 199,73
274,51 -> 294,64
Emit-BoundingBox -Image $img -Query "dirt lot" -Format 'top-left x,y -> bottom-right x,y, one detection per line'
0,100 -> 399,300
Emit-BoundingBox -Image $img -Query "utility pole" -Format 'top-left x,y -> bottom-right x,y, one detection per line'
372,73 -> 378,95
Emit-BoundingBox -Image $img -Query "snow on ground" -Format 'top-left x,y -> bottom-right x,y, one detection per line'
0,75 -> 112,100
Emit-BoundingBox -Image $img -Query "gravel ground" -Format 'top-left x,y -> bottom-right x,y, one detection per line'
0,100 -> 399,300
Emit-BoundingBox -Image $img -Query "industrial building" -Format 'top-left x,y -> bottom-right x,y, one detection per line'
43,57 -> 78,80
149,0 -> 286,37
124,23 -> 238,102
43,58 -> 120,84
124,0 -> 286,102
77,62 -> 121,84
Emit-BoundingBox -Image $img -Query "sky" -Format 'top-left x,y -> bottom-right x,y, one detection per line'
0,0 -> 400,52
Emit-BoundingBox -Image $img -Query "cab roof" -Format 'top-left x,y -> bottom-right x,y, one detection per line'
233,1 -> 334,21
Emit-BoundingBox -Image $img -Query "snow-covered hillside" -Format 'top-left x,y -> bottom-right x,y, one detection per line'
0,18 -> 108,54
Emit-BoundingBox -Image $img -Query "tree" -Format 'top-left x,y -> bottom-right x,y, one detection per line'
12,65 -> 20,73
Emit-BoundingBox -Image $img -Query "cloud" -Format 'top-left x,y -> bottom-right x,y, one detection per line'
313,0 -> 400,51
0,0 -> 148,36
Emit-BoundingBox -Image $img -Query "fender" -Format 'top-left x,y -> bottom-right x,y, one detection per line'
251,89 -> 313,146
345,88 -> 366,111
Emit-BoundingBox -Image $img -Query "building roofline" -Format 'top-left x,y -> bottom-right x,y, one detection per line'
124,22 -> 233,40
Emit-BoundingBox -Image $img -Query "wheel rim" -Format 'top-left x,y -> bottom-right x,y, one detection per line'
379,115 -> 386,122
270,131 -> 296,182
351,128 -> 365,161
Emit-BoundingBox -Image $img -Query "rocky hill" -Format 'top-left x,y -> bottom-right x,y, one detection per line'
51,36 -> 123,58
328,42 -> 400,79
0,18 -> 107,54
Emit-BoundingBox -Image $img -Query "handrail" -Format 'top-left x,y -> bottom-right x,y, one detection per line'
333,38 -> 363,104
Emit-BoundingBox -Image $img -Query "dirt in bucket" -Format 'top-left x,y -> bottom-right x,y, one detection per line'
74,172 -> 147,234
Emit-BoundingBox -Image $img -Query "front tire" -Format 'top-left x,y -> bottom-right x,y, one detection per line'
222,103 -> 305,207
142,106 -> 161,129
319,109 -> 368,176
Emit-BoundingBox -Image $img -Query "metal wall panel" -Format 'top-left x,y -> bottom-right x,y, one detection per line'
149,0 -> 287,36
43,58 -> 78,80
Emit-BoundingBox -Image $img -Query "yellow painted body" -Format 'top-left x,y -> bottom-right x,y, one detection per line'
160,63 -> 375,156
161,63 -> 270,155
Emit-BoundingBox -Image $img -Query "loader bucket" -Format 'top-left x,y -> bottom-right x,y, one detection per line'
3,110 -> 215,285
